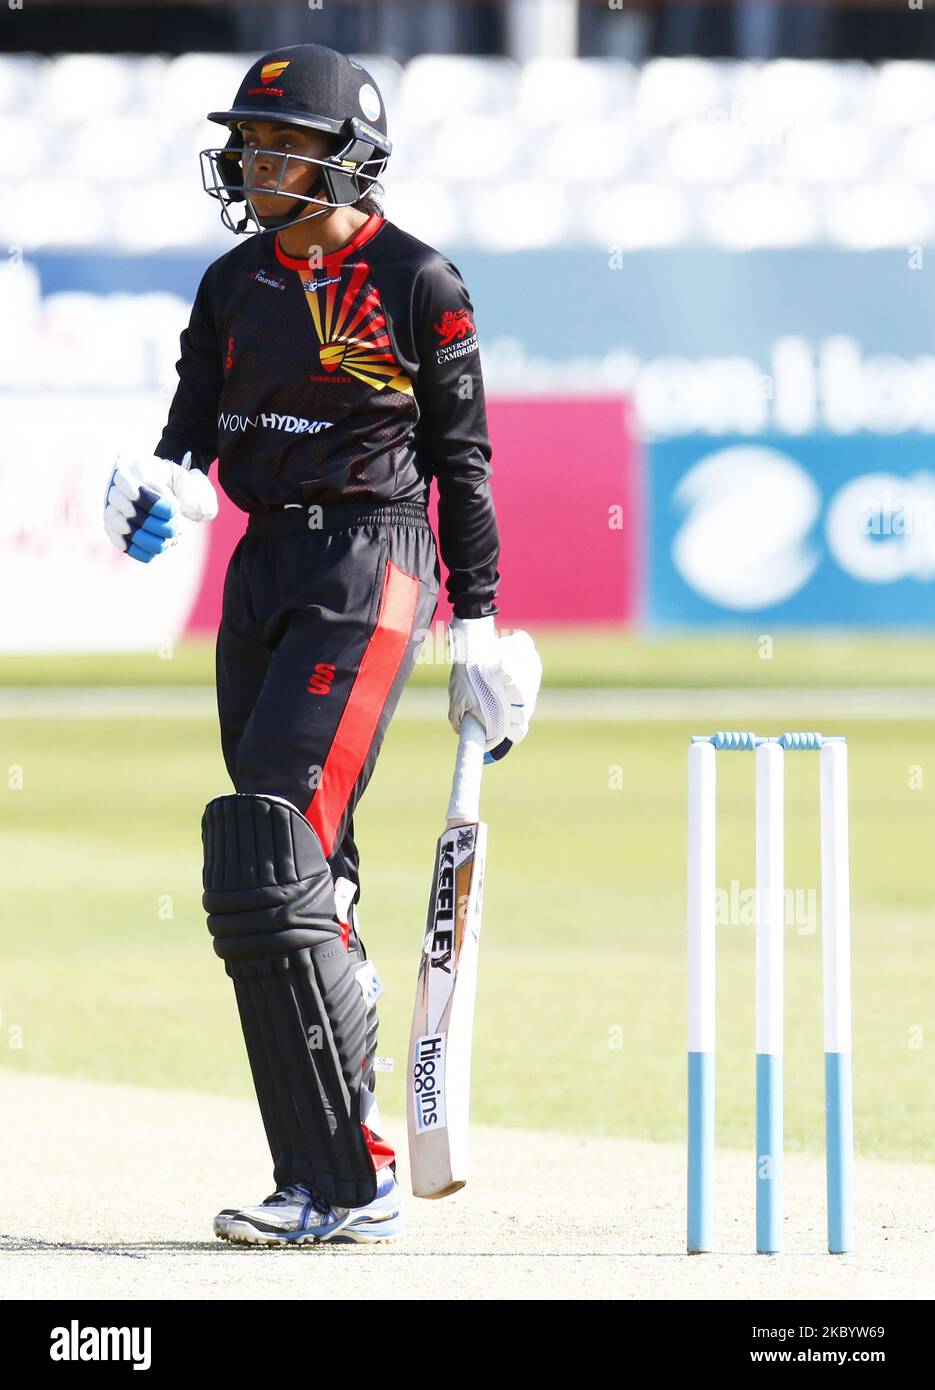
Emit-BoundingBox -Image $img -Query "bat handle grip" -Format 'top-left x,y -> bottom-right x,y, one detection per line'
446,712 -> 485,827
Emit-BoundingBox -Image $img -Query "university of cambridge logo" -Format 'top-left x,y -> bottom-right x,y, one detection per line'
434,309 -> 476,346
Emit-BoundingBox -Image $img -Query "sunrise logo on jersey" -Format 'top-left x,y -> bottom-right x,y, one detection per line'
299,263 -> 413,395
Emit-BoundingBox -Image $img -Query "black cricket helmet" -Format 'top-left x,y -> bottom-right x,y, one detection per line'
200,44 -> 391,235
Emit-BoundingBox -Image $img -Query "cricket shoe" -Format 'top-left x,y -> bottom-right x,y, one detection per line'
213,1165 -> 403,1246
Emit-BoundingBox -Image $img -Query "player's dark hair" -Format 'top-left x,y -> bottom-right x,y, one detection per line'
354,182 -> 384,217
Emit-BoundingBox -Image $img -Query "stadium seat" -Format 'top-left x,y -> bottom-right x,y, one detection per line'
824,182 -> 933,248
0,56 -> 50,117
3,53 -> 933,251
464,180 -> 570,250
637,58 -> 728,127
583,182 -> 693,249
871,61 -> 935,129
4,176 -> 105,248
399,55 -> 520,125
373,113 -> 417,178
702,182 -> 820,248
0,116 -> 48,179
534,117 -> 638,184
781,120 -> 881,184
45,54 -> 163,122
381,180 -> 463,248
665,116 -> 752,184
900,123 -> 935,184
751,60 -> 855,124
431,113 -> 529,182
517,57 -> 636,125
109,180 -> 225,251
71,116 -> 169,182
162,53 -> 263,131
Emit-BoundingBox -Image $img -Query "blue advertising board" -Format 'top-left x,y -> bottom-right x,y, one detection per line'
648,436 -> 935,628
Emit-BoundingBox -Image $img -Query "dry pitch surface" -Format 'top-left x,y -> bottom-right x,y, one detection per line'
0,1071 -> 929,1301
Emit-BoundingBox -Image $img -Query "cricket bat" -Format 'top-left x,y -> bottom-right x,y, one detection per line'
407,712 -> 488,1198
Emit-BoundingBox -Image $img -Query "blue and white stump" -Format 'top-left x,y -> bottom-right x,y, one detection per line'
686,733 -> 854,1256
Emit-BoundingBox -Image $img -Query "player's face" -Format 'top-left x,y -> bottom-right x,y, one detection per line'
237,121 -> 337,216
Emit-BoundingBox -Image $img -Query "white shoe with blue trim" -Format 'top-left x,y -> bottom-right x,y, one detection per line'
213,1165 -> 403,1246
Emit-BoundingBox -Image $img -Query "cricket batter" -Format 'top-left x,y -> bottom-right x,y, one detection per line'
102,44 -> 541,1244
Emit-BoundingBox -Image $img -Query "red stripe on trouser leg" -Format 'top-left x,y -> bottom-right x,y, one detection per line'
362,1123 -> 396,1172
307,559 -> 418,1183
305,560 -> 420,856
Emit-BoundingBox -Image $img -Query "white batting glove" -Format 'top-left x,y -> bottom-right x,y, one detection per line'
447,617 -> 543,763
104,451 -> 218,563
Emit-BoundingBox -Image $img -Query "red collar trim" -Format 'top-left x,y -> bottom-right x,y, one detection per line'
274,213 -> 384,272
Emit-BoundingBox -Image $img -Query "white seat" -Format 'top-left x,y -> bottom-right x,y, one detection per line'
583,182 -> 693,248
900,124 -> 935,184
465,180 -> 569,250
381,180 -> 463,248
517,57 -> 636,126
399,56 -> 519,125
781,120 -> 880,185
824,183 -> 934,248
44,54 -> 161,122
532,116 -> 637,183
71,116 -> 168,182
375,114 -> 418,178
0,116 -> 47,179
430,114 -> 528,182
162,53 -> 262,131
11,52 -> 935,254
666,116 -> 752,185
702,182 -> 820,248
3,177 -> 105,247
749,60 -> 852,125
871,61 -> 935,130
108,180 -> 224,251
0,56 -> 49,117
636,58 -> 728,128
180,119 -> 236,166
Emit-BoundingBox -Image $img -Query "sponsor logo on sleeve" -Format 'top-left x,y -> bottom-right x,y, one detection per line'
433,309 -> 478,364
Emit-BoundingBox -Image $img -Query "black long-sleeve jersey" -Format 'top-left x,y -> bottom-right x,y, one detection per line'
155,212 -> 500,619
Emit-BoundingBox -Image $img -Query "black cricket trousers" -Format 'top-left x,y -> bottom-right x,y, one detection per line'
215,499 -> 440,901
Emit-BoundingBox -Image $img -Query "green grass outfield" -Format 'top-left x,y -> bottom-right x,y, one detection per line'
3,628 -> 935,688
0,633 -> 932,1166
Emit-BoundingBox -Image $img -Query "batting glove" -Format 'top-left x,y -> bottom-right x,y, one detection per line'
447,617 -> 543,762
104,451 -> 218,563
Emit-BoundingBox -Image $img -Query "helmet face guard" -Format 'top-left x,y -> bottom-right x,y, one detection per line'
200,116 -> 391,236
